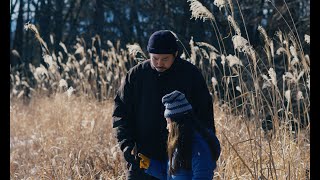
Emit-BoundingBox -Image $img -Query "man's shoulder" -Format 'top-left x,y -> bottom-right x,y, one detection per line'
177,58 -> 199,71
128,59 -> 151,74
177,58 -> 193,66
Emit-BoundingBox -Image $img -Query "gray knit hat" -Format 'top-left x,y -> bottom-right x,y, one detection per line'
162,90 -> 192,119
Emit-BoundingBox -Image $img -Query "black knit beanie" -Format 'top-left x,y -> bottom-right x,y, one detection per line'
147,30 -> 178,54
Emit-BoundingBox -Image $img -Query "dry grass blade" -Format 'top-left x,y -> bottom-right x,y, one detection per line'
228,15 -> 241,35
304,34 -> 310,44
221,130 -> 256,179
126,43 -> 147,60
214,0 -> 227,10
11,49 -> 21,59
24,22 -> 50,55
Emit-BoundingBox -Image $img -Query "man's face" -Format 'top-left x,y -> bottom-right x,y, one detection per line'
150,53 -> 175,72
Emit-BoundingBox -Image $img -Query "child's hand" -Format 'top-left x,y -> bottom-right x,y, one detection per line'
138,153 -> 150,169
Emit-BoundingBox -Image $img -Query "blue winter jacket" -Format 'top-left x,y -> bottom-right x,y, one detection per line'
145,129 -> 221,180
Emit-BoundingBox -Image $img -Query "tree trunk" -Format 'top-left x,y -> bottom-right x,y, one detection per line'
54,0 -> 64,51
12,0 -> 24,66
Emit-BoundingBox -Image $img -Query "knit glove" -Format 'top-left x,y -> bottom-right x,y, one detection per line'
138,153 -> 151,169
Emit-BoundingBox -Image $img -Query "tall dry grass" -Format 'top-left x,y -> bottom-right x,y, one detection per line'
10,94 -> 309,179
11,24 -> 138,102
10,94 -> 126,179
186,0 -> 310,179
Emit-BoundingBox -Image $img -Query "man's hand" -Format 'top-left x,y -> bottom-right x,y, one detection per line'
123,146 -> 135,164
138,153 -> 150,169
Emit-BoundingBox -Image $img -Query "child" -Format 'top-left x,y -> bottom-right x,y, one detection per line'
138,90 -> 221,180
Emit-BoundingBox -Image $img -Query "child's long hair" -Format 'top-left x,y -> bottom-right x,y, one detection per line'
167,111 -> 218,175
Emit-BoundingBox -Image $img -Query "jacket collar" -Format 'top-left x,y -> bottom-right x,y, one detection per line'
153,57 -> 180,76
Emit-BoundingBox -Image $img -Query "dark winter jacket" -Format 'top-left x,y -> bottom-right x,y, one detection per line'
112,57 -> 215,161
145,129 -> 221,180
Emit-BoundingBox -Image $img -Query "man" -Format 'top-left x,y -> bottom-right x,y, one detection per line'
112,30 -> 216,179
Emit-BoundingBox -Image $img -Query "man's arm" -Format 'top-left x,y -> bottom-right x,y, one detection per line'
112,71 -> 136,164
191,67 -> 216,133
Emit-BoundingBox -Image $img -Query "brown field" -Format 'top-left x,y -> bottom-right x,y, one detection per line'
10,93 -> 309,179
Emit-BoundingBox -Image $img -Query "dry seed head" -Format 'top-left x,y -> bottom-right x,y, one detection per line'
257,25 -> 268,42
297,91 -> 304,100
283,72 -> 294,83
304,34 -> 310,44
228,15 -> 241,35
87,49 -> 92,58
75,46 -> 84,56
232,35 -> 256,65
59,42 -> 68,54
196,42 -> 219,64
270,40 -> 274,58
58,51 -> 64,60
211,77 -> 218,89
34,65 -> 49,81
195,42 -> 219,53
24,22 -> 50,55
12,88 -> 18,95
226,77 -> 230,85
188,0 -> 214,22
24,22 -> 39,35
226,54 -> 243,67
268,68 -> 277,87
227,0 -> 234,16
261,74 -> 269,81
275,30 -> 283,44
14,74 -> 20,85
261,74 -> 271,89
180,52 -> 187,59
21,81 -> 30,88
258,25 -> 274,57
59,79 -> 68,88
126,43 -> 147,59
17,90 -> 24,99
289,46 -> 298,58
305,54 -> 310,66
291,57 -> 299,66
214,0 -> 227,10
11,49 -> 20,59
209,52 -> 218,66
262,81 -> 271,89
66,87 -> 75,97
221,54 -> 226,67
285,90 -> 291,102
106,40 -> 113,48
79,58 -> 86,66
189,37 -> 197,64
200,49 -> 209,59
232,35 -> 249,52
307,75 -> 310,90
43,54 -> 54,67
50,34 -> 54,44
297,71 -> 305,82
283,40 -> 287,45
236,86 -> 241,93
276,47 -> 286,55
52,52 -> 57,62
